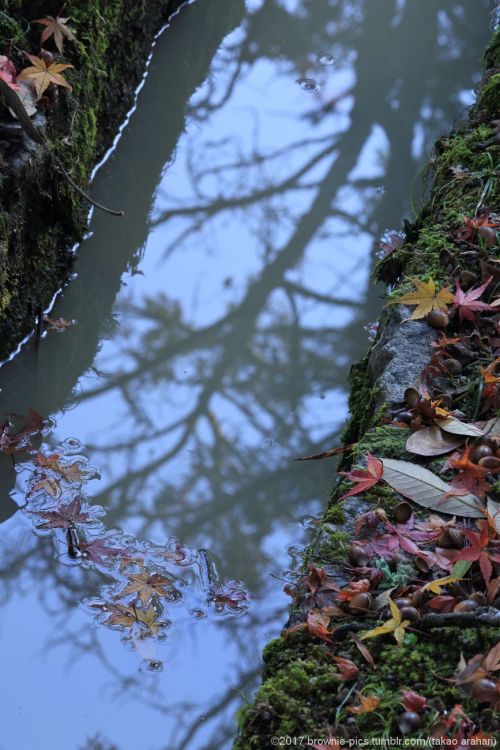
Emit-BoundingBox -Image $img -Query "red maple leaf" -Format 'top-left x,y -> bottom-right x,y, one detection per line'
451,524 -> 500,584
31,497 -> 91,529
339,453 -> 383,500
450,276 -> 493,324
78,536 -> 125,565
457,214 -> 500,242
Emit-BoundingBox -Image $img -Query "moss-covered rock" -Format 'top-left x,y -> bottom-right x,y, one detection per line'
0,0 -> 177,359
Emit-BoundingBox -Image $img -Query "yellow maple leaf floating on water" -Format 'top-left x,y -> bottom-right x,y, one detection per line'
360,595 -> 410,647
388,277 -> 454,320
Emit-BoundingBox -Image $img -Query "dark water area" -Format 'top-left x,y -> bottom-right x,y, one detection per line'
0,2 -> 493,748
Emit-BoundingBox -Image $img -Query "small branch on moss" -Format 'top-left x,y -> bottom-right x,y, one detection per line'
0,78 -> 124,217
331,607 -> 500,641
415,607 -> 500,631
54,158 -> 124,217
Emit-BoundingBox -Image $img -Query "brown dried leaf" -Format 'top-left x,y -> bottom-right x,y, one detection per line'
406,426 -> 464,456
382,458 -> 484,517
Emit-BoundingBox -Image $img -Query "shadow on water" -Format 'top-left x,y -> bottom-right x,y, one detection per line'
0,2 -> 493,749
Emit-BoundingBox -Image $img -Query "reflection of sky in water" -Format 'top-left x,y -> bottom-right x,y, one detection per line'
0,1 -> 492,748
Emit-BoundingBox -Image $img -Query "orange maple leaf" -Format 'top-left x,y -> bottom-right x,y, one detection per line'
346,691 -> 381,715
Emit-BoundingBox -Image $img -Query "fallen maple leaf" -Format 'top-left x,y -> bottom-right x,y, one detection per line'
451,524 -> 500,584
360,595 -> 410,647
306,609 -> 332,643
31,497 -> 91,529
43,316 -> 74,332
450,277 -> 493,324
388,277 -> 454,320
78,536 -> 125,565
35,15 -> 76,54
422,574 -> 462,594
18,53 -> 73,98
120,569 -> 177,605
106,602 -> 165,634
339,453 -> 383,500
346,691 -> 381,714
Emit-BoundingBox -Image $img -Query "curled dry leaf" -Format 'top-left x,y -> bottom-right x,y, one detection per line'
382,458 -> 484,518
406,425 -> 464,456
346,692 -> 381,715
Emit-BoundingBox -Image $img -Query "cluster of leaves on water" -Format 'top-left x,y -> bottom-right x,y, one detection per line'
0,409 -> 249,669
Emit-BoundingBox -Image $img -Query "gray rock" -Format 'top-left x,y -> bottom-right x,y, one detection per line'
368,304 -> 437,406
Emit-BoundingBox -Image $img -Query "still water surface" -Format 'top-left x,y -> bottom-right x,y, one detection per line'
0,1 -> 492,748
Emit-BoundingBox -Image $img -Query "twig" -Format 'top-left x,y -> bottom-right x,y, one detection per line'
330,607 -> 500,641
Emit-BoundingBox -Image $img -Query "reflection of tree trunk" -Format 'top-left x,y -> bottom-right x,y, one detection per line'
0,0 -> 246,511
0,0 -> 246,419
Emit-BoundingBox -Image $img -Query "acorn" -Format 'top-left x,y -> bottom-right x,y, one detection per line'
458,270 -> 478,290
478,226 -> 499,247
453,599 -> 479,613
447,527 -> 465,549
438,529 -> 454,548
471,678 -> 497,702
414,556 -> 430,575
394,502 -> 412,524
404,388 -> 421,409
411,589 -> 425,608
398,711 -> 421,734
443,358 -> 462,375
348,544 -> 370,568
478,455 -> 500,472
399,606 -> 420,622
471,444 -> 493,463
393,597 -> 412,609
469,591 -> 487,606
348,592 -> 373,614
396,411 -> 414,424
40,49 -> 55,65
439,248 -> 455,267
426,310 -> 449,330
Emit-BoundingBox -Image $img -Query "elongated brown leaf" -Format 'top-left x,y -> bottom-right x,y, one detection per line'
406,426 -> 464,456
436,417 -> 484,437
295,443 -> 355,461
382,458 -> 484,517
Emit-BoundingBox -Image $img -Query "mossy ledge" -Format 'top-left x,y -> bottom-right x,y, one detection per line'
0,0 -> 183,360
234,27 -> 500,749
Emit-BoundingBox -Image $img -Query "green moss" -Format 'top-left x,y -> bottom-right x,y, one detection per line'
315,529 -> 350,563
235,638 -> 346,747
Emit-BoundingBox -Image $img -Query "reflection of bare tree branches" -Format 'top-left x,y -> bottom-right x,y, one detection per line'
0,1 -> 492,748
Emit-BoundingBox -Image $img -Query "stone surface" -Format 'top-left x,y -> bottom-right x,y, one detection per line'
368,304 -> 437,406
